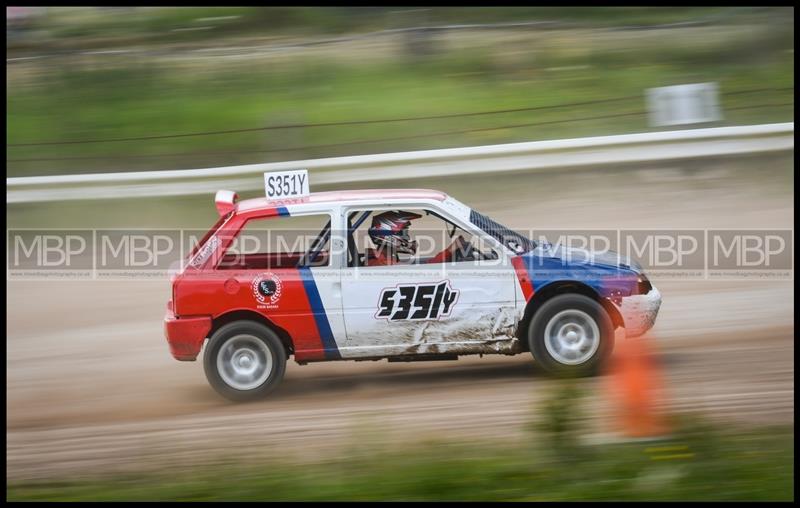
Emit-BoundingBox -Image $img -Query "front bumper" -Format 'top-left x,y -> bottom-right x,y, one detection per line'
164,310 -> 212,361
618,286 -> 662,338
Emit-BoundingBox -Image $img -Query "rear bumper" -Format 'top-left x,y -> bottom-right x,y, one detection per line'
164,310 -> 212,361
618,286 -> 662,338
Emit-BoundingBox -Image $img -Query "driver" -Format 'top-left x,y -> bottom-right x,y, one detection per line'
366,211 -> 471,266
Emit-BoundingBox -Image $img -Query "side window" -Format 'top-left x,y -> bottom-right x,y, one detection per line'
217,214 -> 332,270
347,208 -> 499,267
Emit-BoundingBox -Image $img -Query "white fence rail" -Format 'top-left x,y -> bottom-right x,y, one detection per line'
6,122 -> 794,204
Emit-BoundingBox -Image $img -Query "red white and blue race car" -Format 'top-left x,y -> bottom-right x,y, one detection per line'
164,171 -> 661,401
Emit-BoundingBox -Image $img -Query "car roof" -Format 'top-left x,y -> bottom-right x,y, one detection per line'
236,188 -> 448,213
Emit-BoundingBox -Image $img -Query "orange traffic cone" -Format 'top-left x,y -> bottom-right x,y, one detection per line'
604,335 -> 670,439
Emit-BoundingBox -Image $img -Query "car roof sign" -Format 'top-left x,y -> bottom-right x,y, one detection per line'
264,169 -> 309,201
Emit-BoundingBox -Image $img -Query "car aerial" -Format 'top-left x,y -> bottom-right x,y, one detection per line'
164,172 -> 662,401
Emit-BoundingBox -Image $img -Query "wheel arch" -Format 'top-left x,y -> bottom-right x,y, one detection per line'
209,309 -> 294,356
516,280 -> 624,350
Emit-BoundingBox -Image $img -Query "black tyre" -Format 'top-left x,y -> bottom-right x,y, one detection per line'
203,321 -> 287,402
528,293 -> 614,377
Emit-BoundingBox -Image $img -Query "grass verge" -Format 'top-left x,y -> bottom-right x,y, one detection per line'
6,409 -> 794,500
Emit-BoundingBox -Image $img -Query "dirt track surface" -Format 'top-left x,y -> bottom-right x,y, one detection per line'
6,158 -> 794,482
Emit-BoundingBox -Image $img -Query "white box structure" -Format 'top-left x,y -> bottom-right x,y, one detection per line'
647,83 -> 722,127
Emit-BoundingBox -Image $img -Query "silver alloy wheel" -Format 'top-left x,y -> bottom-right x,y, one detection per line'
543,309 -> 601,365
216,334 -> 273,390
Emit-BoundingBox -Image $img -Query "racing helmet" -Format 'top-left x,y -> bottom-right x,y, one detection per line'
368,211 -> 422,255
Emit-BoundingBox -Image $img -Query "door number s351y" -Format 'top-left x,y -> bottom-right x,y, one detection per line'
375,280 -> 460,321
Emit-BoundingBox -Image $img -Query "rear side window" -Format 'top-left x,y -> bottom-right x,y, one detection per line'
217,214 -> 332,270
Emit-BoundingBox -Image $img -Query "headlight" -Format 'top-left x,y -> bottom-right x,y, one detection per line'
637,274 -> 653,295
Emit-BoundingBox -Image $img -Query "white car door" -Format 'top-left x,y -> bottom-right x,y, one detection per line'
338,205 -> 518,359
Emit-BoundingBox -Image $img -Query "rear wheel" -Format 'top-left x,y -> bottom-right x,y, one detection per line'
204,321 -> 287,402
528,293 -> 614,377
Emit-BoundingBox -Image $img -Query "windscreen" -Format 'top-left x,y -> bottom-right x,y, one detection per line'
469,209 -> 536,254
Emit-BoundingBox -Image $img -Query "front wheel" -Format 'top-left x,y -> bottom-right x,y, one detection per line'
203,321 -> 287,402
528,293 -> 614,377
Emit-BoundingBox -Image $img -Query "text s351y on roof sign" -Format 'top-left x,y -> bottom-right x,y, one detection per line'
264,169 -> 309,200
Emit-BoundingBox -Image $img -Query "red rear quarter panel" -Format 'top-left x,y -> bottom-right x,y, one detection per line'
173,267 -> 329,362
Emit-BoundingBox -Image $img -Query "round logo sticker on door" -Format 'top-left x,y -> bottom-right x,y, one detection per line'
252,272 -> 282,307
